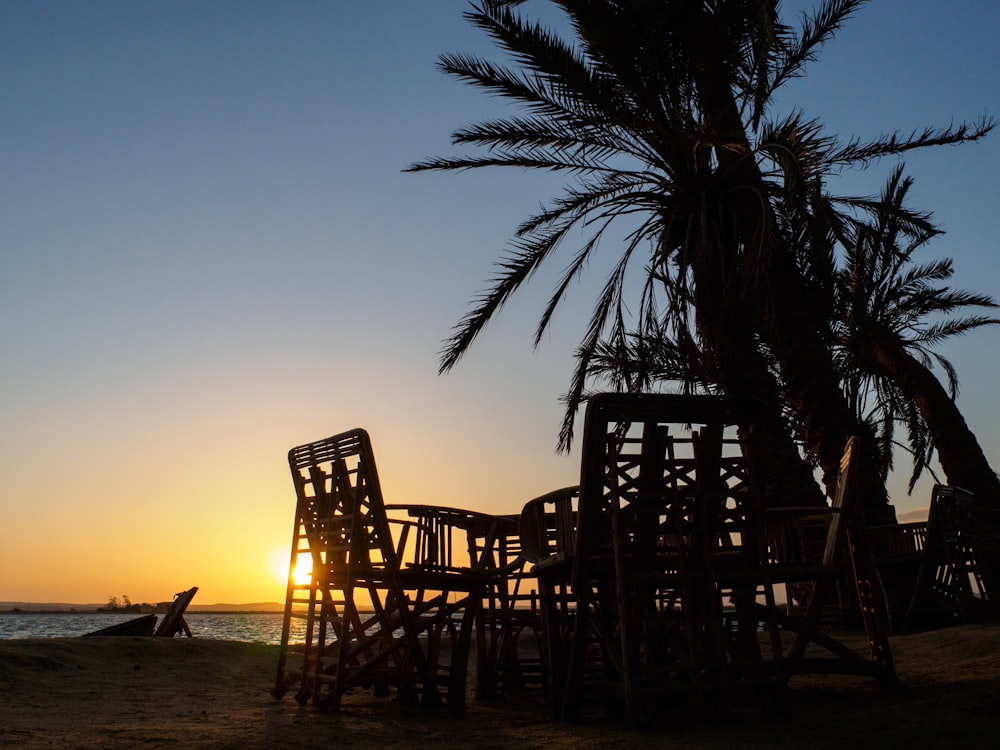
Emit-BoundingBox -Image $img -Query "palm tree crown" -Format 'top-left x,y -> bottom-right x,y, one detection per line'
409,0 -> 993,492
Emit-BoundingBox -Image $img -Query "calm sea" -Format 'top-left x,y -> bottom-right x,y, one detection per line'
0,612 -> 304,644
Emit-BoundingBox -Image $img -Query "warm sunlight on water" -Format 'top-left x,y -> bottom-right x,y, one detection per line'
0,613 -> 303,644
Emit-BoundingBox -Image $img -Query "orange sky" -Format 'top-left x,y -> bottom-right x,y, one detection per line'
0,388 -> 577,605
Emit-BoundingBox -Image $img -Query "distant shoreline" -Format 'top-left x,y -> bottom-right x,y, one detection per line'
1,609 -> 284,615
1,603 -> 285,615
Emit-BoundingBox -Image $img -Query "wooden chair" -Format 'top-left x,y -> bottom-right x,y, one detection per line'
554,394 -> 786,726
868,520 -> 928,628
766,437 -> 898,689
387,503 -> 522,702
517,485 -> 580,711
271,428 -> 511,715
154,586 -> 198,637
474,513 -> 544,697
903,485 -> 990,627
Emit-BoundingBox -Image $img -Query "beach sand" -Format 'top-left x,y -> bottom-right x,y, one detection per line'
1,621 -> 998,749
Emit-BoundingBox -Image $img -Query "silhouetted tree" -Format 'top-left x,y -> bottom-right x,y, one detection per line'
411,0 -> 993,516
836,166 -> 1000,502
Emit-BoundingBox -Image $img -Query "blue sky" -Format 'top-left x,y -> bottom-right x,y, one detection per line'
1,1 -> 998,603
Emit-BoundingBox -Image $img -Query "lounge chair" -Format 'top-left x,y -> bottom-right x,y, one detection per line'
154,586 -> 198,638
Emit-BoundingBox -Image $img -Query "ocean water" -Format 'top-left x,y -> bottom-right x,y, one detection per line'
0,612 -> 304,644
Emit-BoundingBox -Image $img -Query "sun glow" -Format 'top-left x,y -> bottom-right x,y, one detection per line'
269,548 -> 313,587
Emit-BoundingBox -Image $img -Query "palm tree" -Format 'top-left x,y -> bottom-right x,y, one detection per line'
836,166 -> 1000,503
409,0 -> 993,514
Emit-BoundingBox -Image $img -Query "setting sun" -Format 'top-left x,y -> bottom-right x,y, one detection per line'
269,549 -> 313,587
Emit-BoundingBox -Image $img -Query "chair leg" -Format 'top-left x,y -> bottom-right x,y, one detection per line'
446,591 -> 482,716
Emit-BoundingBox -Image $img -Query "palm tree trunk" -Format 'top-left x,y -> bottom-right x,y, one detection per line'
868,334 -> 1000,593
687,24 -> 891,517
720,333 -> 829,509
689,239 -> 827,508
868,336 -> 1000,504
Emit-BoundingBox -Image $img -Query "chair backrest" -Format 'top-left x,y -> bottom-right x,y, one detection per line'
821,435 -> 857,567
518,486 -> 579,565
927,484 -> 976,544
154,586 -> 198,637
286,428 -> 401,583
574,393 -> 768,580
927,483 -> 986,603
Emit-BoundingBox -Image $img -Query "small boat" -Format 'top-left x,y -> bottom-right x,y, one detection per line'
82,613 -> 157,637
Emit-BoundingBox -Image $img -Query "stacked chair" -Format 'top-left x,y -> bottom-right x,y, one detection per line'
519,394 -> 903,728
474,512 -> 547,697
526,394 -> 787,726
273,398 -> 911,727
271,428 -> 518,714
765,436 -> 898,689
903,484 -> 991,627
518,485 -> 580,706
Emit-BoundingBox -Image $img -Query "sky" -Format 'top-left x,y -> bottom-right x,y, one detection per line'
2,1 -> 998,606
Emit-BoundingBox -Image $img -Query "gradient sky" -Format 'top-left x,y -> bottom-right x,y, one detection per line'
2,1 -> 998,605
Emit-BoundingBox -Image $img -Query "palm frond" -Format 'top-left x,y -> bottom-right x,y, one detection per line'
406,152 -> 625,175
438,223 -> 567,373
916,316 -> 1000,346
766,0 -> 867,99
470,3 -> 641,127
557,250 -> 635,450
447,115 -> 648,163
828,117 -> 995,168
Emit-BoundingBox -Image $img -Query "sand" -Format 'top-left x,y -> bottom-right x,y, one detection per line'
1,622 -> 998,749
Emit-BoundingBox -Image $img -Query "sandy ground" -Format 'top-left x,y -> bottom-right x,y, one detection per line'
1,622 -> 998,749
